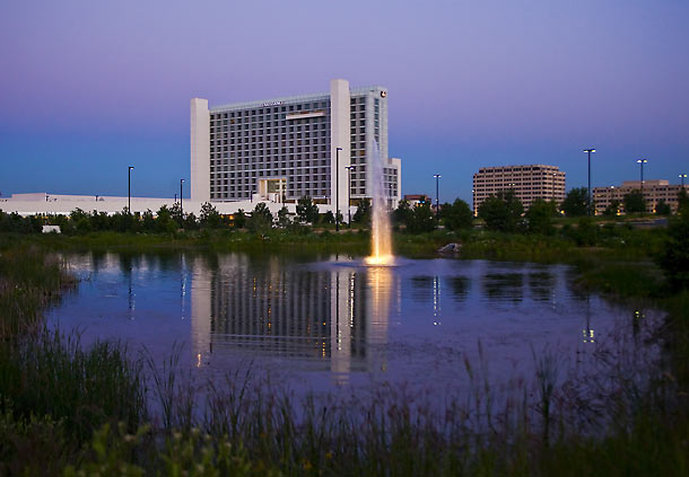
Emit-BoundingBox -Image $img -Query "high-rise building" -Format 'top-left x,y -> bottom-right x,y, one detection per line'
593,180 -> 687,214
472,164 -> 565,213
190,79 -> 401,215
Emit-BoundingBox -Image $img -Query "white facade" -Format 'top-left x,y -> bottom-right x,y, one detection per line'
0,192 -> 316,217
190,98 -> 210,203
2,80 -> 401,219
191,79 -> 401,218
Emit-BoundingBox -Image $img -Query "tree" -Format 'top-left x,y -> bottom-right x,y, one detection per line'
70,208 -> 92,234
392,200 -> 413,228
141,209 -> 156,232
477,190 -> 523,233
184,212 -> 199,230
561,187 -> 589,217
655,199 -> 671,216
525,199 -> 557,235
603,200 -> 621,217
352,199 -> 371,226
623,190 -> 646,214
247,202 -> 273,234
155,205 -> 177,233
296,196 -> 319,225
170,202 -> 184,227
677,188 -> 689,216
407,203 -> 436,233
277,206 -> 291,228
199,202 -> 222,229
233,209 -> 247,229
658,213 -> 689,290
440,198 -> 473,231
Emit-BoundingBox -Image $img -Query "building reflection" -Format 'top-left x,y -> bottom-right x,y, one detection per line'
482,273 -> 524,303
190,256 -> 395,377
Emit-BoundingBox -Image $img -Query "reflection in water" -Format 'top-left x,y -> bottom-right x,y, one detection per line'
483,273 -> 524,303
528,271 -> 555,302
190,256 -> 394,379
366,266 -> 393,373
582,295 -> 595,344
448,276 -> 470,303
433,276 -> 441,326
52,255 -> 658,401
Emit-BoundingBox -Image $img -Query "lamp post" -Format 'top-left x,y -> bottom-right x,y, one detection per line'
433,173 -> 441,219
180,179 -> 185,217
345,165 -> 355,226
679,173 -> 687,188
127,166 -> 135,214
335,147 -> 342,232
637,158 -> 647,200
583,148 -> 595,216
637,159 -> 648,214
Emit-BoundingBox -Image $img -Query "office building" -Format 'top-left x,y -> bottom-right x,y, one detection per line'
593,180 -> 688,214
472,164 -> 566,213
191,79 -> 402,215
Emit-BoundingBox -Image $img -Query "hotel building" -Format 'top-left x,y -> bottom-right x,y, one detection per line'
593,180 -> 688,214
190,79 -> 402,215
472,165 -> 566,213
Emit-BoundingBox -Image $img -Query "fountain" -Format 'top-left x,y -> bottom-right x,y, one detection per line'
364,141 -> 395,266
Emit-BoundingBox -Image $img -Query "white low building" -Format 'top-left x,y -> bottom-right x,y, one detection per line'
0,192 -> 330,217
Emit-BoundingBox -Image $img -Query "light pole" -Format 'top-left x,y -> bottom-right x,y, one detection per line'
335,147 -> 342,232
128,166 -> 135,214
679,173 -> 687,188
433,173 -> 441,218
345,165 -> 355,226
583,148 -> 595,216
180,179 -> 185,217
637,158 -> 648,202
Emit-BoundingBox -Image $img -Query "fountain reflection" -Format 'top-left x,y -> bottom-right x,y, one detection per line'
190,255 -> 394,379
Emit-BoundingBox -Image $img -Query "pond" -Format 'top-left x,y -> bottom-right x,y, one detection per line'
48,252 -> 661,426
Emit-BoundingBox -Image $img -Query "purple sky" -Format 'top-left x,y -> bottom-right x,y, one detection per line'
1,0 -> 688,204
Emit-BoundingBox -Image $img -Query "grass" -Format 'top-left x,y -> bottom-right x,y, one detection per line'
1,228 -> 689,474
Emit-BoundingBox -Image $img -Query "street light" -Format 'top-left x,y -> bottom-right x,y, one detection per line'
335,147 -> 342,232
345,165 -> 355,226
128,166 -> 135,214
180,179 -> 185,217
433,173 -> 441,218
583,148 -> 595,216
679,173 -> 687,188
637,157 -> 648,191
637,159 -> 648,214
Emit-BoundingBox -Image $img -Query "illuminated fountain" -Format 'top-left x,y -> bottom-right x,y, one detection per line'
364,142 -> 395,266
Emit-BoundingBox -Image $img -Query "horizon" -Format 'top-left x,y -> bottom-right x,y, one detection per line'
1,0 -> 688,204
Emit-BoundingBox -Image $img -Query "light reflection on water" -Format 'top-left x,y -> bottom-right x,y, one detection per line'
50,253 -> 659,399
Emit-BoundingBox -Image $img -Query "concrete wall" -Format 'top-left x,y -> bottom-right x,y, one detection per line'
190,98 -> 210,203
0,194 -> 343,218
330,79 -> 351,219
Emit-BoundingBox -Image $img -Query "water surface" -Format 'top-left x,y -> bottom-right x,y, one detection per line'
49,252 -> 658,405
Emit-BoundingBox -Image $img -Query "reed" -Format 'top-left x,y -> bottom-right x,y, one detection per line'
2,229 -> 689,475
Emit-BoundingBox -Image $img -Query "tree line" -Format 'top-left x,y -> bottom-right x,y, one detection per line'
1,188 -> 687,237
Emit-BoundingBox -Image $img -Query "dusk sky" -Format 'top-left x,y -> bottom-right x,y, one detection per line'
1,0 -> 688,204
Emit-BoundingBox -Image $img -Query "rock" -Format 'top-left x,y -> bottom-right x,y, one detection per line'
438,242 -> 462,255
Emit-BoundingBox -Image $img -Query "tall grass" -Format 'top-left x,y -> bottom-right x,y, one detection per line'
2,231 -> 689,474
0,244 -> 74,340
0,244 -> 147,474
